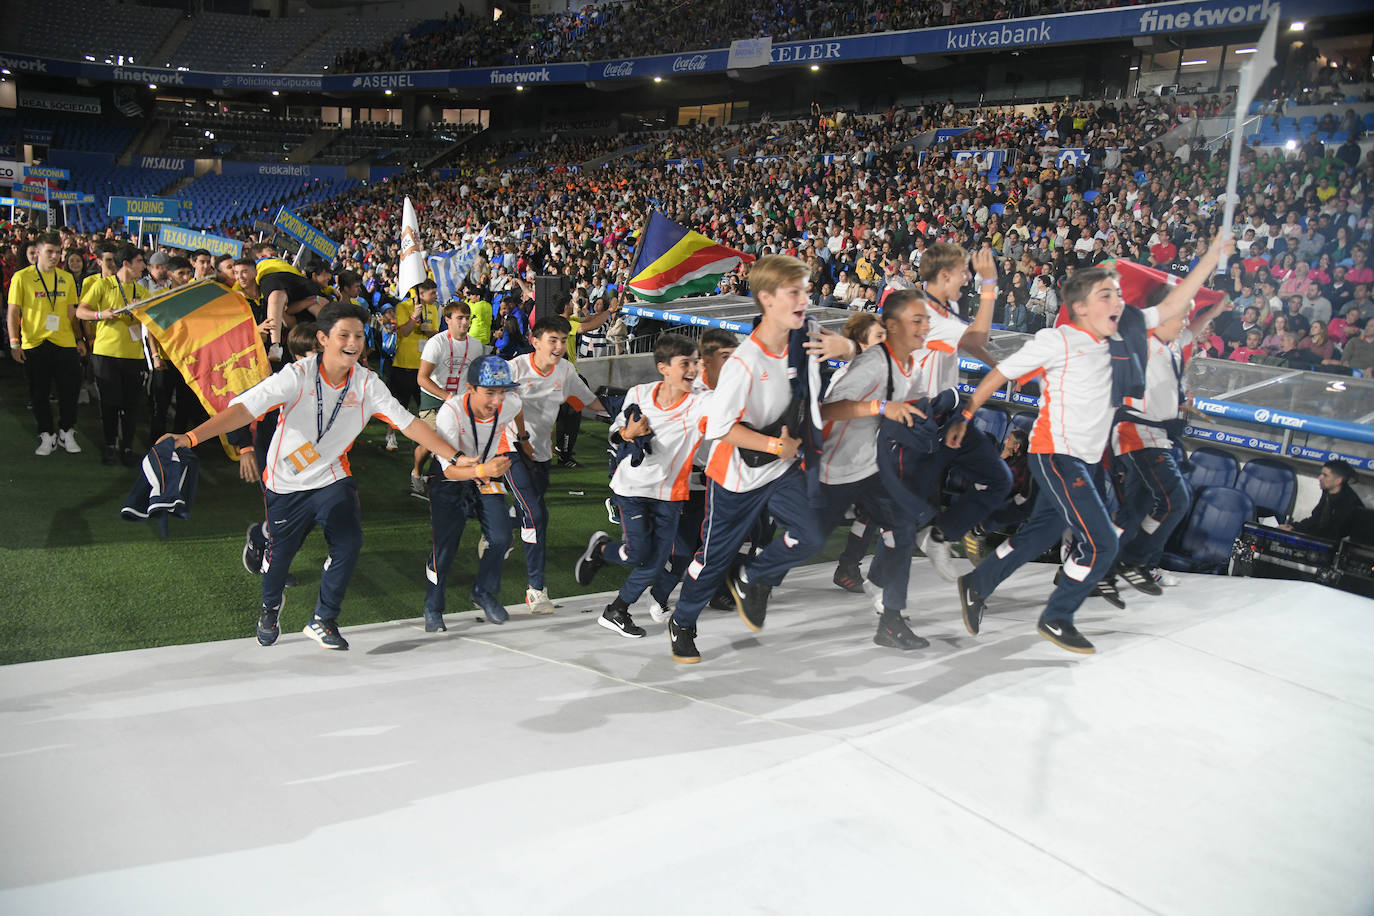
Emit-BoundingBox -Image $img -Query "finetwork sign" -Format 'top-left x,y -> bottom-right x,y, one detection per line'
489,68 -> 552,84
113,67 -> 183,85
1137,0 -> 1277,33
0,55 -> 47,73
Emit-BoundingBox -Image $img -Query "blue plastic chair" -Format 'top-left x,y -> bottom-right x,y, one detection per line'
971,407 -> 1009,444
1161,486 -> 1254,574
1235,458 -> 1298,524
1184,446 -> 1239,492
989,203 -> 1005,215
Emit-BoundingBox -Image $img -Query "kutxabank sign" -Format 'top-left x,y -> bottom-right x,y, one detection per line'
0,0 -> 1359,93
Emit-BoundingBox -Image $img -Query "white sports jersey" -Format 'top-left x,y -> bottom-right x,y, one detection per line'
998,308 -> 1160,462
703,331 -> 796,493
433,391 -> 522,476
610,382 -> 705,501
419,331 -> 486,409
1112,327 -> 1192,455
821,343 -> 925,485
687,375 -> 716,491
507,353 -> 594,462
917,301 -> 971,393
233,354 -> 415,494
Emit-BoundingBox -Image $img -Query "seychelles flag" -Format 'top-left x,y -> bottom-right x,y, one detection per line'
627,211 -> 753,303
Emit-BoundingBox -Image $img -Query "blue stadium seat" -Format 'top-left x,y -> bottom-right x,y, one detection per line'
1184,446 -> 1239,492
1235,458 -> 1298,524
1082,190 -> 1098,202
1010,412 -> 1034,436
989,203 -> 1004,215
1161,486 -> 1254,574
971,407 -> 1009,443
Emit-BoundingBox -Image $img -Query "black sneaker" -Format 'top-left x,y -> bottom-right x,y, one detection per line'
424,610 -> 446,633
597,604 -> 646,639
728,569 -> 770,632
957,574 -> 986,636
832,562 -> 865,594
708,591 -> 735,611
874,610 -> 930,650
303,617 -> 349,650
575,530 -> 611,586
101,445 -> 118,467
257,601 -> 282,646
1037,616 -> 1096,654
242,523 -> 265,575
1054,569 -> 1127,610
283,573 -> 298,588
1116,563 -> 1163,596
472,590 -> 508,625
669,617 -> 701,663
558,455 -> 583,469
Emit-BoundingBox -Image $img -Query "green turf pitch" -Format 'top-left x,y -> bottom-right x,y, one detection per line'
0,358 -> 848,664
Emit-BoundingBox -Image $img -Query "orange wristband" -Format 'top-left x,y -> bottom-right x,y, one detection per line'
766,437 -> 784,455
186,431 -> 199,447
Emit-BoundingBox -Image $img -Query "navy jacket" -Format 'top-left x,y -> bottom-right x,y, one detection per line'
121,438 -> 200,538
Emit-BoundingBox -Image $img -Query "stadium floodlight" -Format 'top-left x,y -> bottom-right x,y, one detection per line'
149,83 -> 157,90
1289,21 -> 1305,31
653,76 -> 662,83
1181,60 -> 1208,66
516,85 -> 524,91
272,90 -> 280,96
385,89 -> 393,95
810,64 -> 820,71
1285,139 -> 1297,149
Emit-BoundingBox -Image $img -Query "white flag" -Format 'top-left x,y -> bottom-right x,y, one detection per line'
398,196 -> 426,301
1220,9 -> 1279,269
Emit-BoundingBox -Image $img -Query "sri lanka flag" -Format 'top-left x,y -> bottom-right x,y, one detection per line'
132,279 -> 271,417
627,211 -> 754,303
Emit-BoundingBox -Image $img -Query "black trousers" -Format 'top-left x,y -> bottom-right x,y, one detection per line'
94,355 -> 145,451
23,340 -> 81,435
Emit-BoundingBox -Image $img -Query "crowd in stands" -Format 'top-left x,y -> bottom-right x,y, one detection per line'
334,0 -> 1129,73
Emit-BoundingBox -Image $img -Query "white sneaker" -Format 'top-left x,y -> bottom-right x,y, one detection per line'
862,579 -> 885,616
57,429 -> 82,454
34,432 -> 56,456
1151,567 -> 1180,587
384,431 -> 398,451
525,587 -> 555,615
919,527 -> 959,582
648,599 -> 672,624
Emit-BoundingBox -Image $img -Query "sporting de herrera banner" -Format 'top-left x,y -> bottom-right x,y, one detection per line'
132,279 -> 270,417
628,211 -> 754,303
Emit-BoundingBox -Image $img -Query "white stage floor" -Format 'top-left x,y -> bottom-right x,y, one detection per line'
1,561 -> 1372,915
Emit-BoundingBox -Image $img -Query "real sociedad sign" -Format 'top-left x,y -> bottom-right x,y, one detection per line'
0,0 -> 1361,94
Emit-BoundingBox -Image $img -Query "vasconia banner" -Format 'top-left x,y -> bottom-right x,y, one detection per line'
0,0 -> 1362,93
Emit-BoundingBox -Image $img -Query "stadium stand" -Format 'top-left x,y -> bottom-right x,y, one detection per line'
5,0 -> 180,63
158,110 -> 321,162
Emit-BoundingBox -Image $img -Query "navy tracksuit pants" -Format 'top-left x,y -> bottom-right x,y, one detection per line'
262,478 -> 362,623
504,455 -> 550,590
600,494 -> 682,605
426,479 -> 512,614
673,464 -> 825,626
964,453 -> 1119,625
821,476 -> 919,613
924,426 -> 1012,540
1114,447 -> 1191,568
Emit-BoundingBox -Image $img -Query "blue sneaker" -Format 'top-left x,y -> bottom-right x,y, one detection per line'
257,599 -> 282,646
472,590 -> 508,625
424,610 -> 446,633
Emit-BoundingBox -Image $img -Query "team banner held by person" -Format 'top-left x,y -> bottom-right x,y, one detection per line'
398,196 -> 425,301
427,223 -> 489,303
128,279 -> 271,418
1053,258 -> 1227,327
627,211 -> 754,303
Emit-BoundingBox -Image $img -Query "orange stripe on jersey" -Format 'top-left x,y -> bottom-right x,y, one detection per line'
670,433 -> 703,500
1016,368 -> 1045,386
340,442 -> 353,476
1029,390 -> 1054,454
1116,421 -> 1144,454
705,441 -> 735,485
925,340 -> 956,354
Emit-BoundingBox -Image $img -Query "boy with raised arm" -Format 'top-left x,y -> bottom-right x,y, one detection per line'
166,301 -> 469,651
950,237 -> 1232,654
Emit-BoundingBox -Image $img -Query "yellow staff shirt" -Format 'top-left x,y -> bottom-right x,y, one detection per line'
9,266 -> 79,349
393,297 -> 440,370
90,279 -> 145,360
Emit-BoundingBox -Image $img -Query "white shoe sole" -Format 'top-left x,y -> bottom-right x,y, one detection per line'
597,615 -> 645,638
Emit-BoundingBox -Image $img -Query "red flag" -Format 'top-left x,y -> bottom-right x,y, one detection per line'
1054,258 -> 1225,327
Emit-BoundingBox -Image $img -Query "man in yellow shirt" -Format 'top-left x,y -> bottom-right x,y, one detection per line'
466,287 -> 493,345
76,245 -> 148,467
7,231 -> 85,456
387,278 -> 440,451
